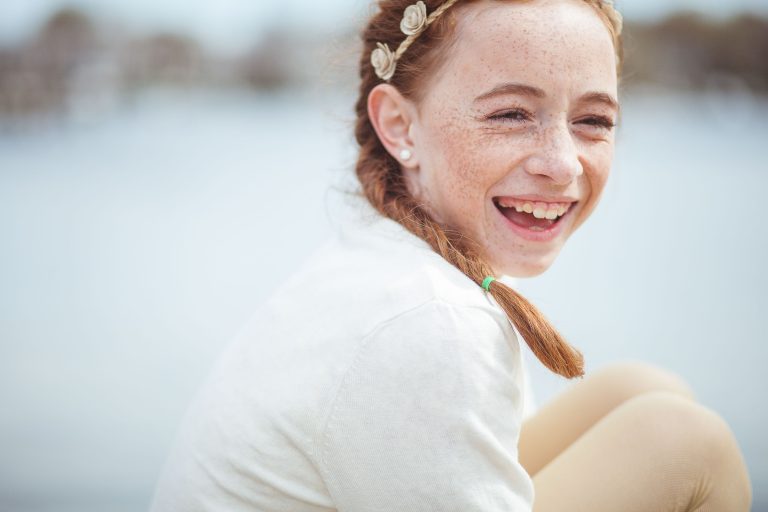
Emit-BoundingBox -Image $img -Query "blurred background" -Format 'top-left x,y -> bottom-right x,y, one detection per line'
1,0 -> 766,510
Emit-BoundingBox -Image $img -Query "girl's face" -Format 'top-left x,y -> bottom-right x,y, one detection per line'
403,0 -> 619,277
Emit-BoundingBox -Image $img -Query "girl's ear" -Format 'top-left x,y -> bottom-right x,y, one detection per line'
367,84 -> 419,169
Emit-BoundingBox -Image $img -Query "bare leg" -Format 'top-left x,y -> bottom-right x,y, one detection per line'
531,392 -> 752,511
520,361 -> 695,476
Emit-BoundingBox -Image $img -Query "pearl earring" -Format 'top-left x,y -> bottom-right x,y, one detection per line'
399,148 -> 412,161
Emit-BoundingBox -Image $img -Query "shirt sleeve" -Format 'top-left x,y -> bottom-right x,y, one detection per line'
317,300 -> 534,512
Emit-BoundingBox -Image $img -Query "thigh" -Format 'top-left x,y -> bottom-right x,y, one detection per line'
519,361 -> 693,476
531,392 -> 751,512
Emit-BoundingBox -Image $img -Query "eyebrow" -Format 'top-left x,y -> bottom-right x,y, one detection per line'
576,91 -> 620,112
474,82 -> 545,102
474,81 -> 620,112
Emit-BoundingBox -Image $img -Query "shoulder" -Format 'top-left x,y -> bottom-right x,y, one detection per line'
345,299 -> 525,408
354,298 -> 523,388
363,299 -> 512,357
271,210 -> 507,335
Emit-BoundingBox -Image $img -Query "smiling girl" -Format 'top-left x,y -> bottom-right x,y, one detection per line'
151,1 -> 752,510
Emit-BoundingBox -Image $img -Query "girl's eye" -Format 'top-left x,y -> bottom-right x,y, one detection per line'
577,116 -> 616,130
488,109 -> 532,122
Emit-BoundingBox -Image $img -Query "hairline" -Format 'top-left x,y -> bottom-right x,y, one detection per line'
400,0 -> 620,108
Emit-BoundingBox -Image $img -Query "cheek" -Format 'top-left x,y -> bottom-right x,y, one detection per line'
586,145 -> 614,198
425,122 -> 491,218
577,145 -> 614,230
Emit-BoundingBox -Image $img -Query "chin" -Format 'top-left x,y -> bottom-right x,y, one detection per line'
494,253 -> 558,278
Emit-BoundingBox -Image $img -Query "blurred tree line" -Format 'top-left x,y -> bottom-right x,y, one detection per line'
622,11 -> 768,93
0,7 -> 766,121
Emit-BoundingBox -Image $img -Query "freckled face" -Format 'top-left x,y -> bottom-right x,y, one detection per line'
404,0 -> 619,277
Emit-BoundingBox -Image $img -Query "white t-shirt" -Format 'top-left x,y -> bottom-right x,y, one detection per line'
150,205 -> 535,511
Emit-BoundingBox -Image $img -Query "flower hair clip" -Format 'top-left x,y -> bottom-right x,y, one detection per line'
371,0 -> 461,81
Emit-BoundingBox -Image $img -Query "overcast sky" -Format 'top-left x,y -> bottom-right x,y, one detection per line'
3,0 -> 767,53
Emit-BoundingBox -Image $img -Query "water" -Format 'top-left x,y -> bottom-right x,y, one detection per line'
1,87 -> 766,510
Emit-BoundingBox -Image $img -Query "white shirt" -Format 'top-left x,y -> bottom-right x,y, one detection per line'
150,203 -> 535,511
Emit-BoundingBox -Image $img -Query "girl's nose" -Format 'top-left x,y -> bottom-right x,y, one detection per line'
522,124 -> 583,185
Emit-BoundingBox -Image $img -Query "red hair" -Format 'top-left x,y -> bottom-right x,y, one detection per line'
354,0 -> 623,378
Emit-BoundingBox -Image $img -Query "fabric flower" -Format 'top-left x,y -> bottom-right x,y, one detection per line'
400,1 -> 428,36
371,42 -> 397,80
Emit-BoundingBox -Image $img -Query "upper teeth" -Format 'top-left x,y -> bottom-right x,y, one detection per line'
497,198 -> 573,219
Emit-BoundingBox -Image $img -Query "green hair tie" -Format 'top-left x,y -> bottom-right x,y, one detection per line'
481,276 -> 496,292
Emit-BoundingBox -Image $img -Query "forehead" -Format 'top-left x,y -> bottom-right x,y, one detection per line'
434,0 -> 618,99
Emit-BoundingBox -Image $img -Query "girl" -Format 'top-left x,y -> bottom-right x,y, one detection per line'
151,1 -> 752,510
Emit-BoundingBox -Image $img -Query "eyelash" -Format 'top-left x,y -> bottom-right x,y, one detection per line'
489,109 -> 531,122
579,115 -> 616,129
488,109 -> 616,130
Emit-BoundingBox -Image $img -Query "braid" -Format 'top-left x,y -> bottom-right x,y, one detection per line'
354,0 -> 623,379
394,0 -> 461,59
355,114 -> 584,377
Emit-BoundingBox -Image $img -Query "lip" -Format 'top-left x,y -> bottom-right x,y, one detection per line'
494,194 -> 579,204
493,199 -> 578,242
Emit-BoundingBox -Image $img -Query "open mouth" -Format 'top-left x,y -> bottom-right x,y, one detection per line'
493,197 -> 576,232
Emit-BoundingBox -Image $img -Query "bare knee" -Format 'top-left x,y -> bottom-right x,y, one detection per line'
622,392 -> 732,453
617,392 -> 752,511
589,361 -> 695,406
